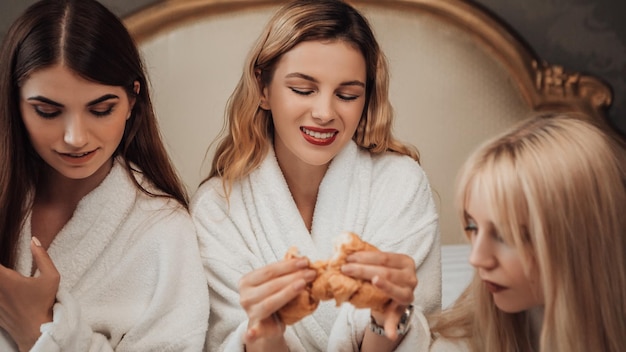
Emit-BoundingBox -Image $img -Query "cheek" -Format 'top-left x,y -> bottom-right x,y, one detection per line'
267,92 -> 295,121
21,115 -> 54,147
109,118 -> 129,141
505,256 -> 539,296
500,251 -> 528,281
339,103 -> 364,131
527,265 -> 544,303
93,113 -> 129,145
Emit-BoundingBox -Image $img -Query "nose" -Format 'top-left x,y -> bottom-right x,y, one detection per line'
63,114 -> 88,148
311,94 -> 335,124
468,232 -> 497,270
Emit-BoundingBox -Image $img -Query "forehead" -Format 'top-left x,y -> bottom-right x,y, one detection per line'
20,64 -> 126,101
275,40 -> 366,78
465,179 -> 494,221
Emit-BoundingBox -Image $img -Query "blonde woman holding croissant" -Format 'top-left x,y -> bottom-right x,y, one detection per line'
191,0 -> 441,351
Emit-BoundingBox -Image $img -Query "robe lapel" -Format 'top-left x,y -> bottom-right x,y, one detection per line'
16,160 -> 136,291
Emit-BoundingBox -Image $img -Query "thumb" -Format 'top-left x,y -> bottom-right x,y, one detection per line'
30,237 -> 58,277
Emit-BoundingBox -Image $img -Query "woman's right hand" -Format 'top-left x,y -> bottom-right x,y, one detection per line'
0,238 -> 60,352
239,257 -> 316,349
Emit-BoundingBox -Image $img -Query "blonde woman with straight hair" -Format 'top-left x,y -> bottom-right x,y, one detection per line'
425,115 -> 626,351
191,0 -> 441,351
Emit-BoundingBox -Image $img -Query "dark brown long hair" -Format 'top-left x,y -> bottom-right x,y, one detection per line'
0,0 -> 188,268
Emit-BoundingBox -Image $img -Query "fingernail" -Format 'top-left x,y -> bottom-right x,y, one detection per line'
32,236 -> 42,247
304,269 -> 317,281
341,264 -> 352,274
296,259 -> 309,268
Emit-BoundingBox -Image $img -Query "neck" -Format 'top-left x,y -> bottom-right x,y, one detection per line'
36,158 -> 114,206
274,144 -> 329,232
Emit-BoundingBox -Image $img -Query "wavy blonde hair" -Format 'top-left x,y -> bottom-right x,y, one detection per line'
430,115 -> 626,352
206,0 -> 418,197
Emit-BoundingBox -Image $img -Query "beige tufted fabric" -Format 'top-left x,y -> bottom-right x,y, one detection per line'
126,0 -> 612,245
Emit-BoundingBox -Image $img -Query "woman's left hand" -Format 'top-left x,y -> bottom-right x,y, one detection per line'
341,250 -> 417,340
0,237 -> 60,351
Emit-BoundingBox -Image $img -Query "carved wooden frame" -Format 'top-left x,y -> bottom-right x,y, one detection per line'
124,0 -> 613,127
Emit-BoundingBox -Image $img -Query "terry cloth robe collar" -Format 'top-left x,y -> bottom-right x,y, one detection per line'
246,140 -> 368,263
15,159 -> 136,291
244,140 -> 371,347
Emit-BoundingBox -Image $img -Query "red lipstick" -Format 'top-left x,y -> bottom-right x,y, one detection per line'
300,126 -> 338,146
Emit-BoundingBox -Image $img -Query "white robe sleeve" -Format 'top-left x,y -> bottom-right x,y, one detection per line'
33,290 -> 110,352
31,210 -> 209,352
328,154 -> 442,351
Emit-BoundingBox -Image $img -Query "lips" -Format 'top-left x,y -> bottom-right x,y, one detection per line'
64,151 -> 92,158
301,126 -> 338,146
58,149 -> 97,164
484,280 -> 506,293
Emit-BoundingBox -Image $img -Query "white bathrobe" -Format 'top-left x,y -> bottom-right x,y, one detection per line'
192,141 -> 441,352
0,160 -> 209,351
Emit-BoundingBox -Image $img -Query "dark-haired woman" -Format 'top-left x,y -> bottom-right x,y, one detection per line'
0,0 -> 208,350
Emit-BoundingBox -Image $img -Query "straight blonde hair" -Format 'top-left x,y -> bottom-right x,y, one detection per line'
431,115 -> 626,351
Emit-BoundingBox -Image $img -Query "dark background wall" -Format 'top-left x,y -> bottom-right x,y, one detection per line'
2,0 -> 624,135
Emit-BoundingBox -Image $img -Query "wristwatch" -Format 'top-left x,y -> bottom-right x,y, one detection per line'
369,304 -> 414,336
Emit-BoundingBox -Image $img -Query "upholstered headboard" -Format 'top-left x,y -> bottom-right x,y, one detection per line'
124,0 -> 612,245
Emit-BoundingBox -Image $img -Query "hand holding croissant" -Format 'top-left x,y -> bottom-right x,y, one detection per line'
277,232 -> 392,325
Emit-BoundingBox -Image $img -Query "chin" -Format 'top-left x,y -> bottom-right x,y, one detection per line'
300,152 -> 335,167
494,301 -> 533,314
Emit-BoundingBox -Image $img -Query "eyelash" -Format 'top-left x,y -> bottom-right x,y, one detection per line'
464,223 -> 478,235
464,222 -> 505,243
35,109 -> 61,119
338,94 -> 358,101
289,88 -> 359,101
290,88 -> 312,96
34,107 -> 114,119
92,108 -> 114,117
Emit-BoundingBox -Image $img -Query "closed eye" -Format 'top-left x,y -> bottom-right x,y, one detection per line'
337,93 -> 360,101
290,87 -> 313,96
90,106 -> 114,117
35,106 -> 61,119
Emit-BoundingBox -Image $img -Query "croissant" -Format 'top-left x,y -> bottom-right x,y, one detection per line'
276,248 -> 321,325
276,232 -> 391,325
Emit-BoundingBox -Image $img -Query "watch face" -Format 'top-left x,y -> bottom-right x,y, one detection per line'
397,305 -> 414,334
369,305 -> 414,336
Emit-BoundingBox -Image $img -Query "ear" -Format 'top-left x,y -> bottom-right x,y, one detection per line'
255,69 -> 271,111
128,81 -> 140,119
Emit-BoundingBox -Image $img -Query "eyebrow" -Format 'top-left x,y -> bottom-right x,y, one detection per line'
27,94 -> 120,107
285,72 -> 365,88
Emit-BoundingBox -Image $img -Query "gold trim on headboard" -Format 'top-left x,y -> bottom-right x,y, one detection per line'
124,0 -> 613,123
125,0 -> 281,43
533,61 -> 612,114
